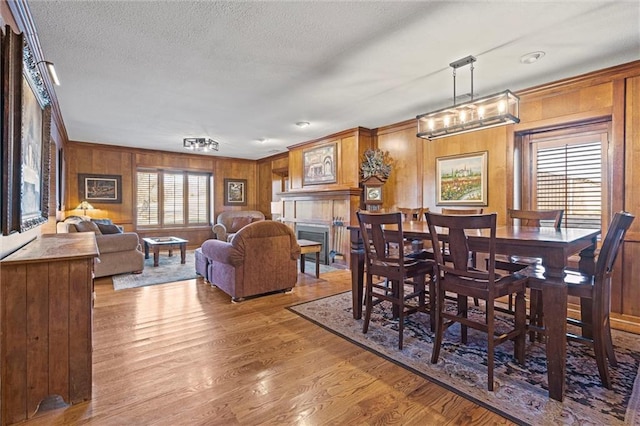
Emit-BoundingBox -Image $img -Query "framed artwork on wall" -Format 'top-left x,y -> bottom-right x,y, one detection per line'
303,143 -> 336,185
17,35 -> 52,232
224,178 -> 247,206
78,174 -> 122,203
436,151 -> 488,206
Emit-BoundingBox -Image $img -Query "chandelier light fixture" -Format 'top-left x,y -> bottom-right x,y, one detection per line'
183,137 -> 219,152
416,55 -> 520,140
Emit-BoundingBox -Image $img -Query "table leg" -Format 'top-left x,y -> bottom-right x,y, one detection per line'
541,278 -> 567,401
300,255 -> 305,274
350,227 -> 364,319
315,251 -> 320,278
144,242 -> 150,259
180,243 -> 186,264
153,246 -> 160,267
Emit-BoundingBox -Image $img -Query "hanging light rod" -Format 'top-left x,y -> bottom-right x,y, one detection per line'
183,137 -> 219,152
416,55 -> 520,140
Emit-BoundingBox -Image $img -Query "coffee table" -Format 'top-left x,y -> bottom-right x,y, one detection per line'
142,236 -> 188,267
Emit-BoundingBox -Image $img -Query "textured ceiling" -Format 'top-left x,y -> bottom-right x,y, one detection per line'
26,1 -> 640,160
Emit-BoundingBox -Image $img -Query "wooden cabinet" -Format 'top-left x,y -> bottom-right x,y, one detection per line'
0,233 -> 99,425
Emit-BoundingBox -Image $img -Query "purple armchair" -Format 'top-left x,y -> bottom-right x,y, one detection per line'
201,220 -> 300,301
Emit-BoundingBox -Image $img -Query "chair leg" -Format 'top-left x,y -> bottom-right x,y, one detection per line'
604,317 -> 618,366
431,288 -> 445,364
428,275 -> 436,332
514,290 -> 526,365
362,274 -> 373,334
592,311 -> 612,389
487,303 -> 495,391
529,289 -> 543,342
458,295 -> 468,344
397,279 -> 405,350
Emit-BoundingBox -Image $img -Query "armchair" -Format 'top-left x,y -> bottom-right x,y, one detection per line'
212,210 -> 265,241
201,220 -> 300,301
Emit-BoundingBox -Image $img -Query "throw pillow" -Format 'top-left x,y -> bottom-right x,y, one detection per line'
230,216 -> 252,233
74,220 -> 102,234
96,223 -> 122,234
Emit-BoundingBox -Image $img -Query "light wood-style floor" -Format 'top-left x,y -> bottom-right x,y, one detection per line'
22,270 -> 513,425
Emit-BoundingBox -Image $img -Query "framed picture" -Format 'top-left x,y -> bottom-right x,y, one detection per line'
78,174 -> 122,203
303,143 -> 336,185
436,151 -> 488,206
18,38 -> 52,232
224,178 -> 247,206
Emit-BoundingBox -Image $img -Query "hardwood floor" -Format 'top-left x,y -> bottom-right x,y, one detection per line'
22,271 -> 513,425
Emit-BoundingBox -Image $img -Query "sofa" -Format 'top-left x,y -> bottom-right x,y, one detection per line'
56,217 -> 145,278
212,210 -> 265,242
201,220 -> 300,301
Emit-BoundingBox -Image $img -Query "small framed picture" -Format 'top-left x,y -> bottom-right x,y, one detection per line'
78,174 -> 122,204
224,178 -> 247,206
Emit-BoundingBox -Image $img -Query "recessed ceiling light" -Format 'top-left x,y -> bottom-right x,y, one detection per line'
520,51 -> 545,64
296,121 -> 310,128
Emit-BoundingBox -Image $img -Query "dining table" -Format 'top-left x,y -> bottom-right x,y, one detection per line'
349,221 -> 600,402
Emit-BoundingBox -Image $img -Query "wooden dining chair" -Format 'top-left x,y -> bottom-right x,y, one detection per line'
425,212 -> 527,391
528,211 -> 634,389
492,209 -> 564,317
494,209 -> 564,272
357,211 -> 436,349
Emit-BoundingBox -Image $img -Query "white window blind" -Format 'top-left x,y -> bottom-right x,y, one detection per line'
163,173 -> 184,225
188,174 -> 209,224
136,169 -> 211,227
136,171 -> 159,226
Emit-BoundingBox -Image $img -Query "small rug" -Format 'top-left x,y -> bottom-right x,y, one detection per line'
289,291 -> 640,425
112,250 -> 197,290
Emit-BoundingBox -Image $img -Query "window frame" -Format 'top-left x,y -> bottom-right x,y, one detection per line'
136,168 -> 212,229
518,121 -> 611,230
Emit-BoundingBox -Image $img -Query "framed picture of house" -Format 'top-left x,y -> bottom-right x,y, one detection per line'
436,151 -> 488,206
303,143 -> 336,185
79,174 -> 122,203
224,178 -> 247,206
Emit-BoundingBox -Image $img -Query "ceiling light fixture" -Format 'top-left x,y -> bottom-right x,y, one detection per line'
37,60 -> 61,86
183,137 -> 219,152
296,121 -> 310,128
416,55 -> 520,140
520,51 -> 545,64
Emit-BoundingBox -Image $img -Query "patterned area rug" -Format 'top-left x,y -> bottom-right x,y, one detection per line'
289,291 -> 640,425
112,250 -> 197,290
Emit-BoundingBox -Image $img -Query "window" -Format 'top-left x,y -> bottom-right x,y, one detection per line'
521,122 -> 610,229
136,169 -> 212,228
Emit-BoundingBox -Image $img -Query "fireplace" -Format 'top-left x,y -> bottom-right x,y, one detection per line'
296,224 -> 330,265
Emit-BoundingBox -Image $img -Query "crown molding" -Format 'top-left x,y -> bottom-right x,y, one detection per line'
7,0 -> 68,144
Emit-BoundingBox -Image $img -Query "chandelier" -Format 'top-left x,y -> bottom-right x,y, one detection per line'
417,55 -> 520,140
183,137 -> 219,152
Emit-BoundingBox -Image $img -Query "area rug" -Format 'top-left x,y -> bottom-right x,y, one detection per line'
112,250 -> 197,290
289,292 -> 640,425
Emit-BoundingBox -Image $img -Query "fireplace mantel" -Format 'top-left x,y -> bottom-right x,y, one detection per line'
278,187 -> 361,268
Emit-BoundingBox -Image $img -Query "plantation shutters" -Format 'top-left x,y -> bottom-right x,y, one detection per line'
137,171 -> 159,226
136,169 -> 211,228
523,122 -> 609,229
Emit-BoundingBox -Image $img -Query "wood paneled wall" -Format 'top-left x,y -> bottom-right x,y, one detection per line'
287,127 -> 374,192
64,141 -> 259,248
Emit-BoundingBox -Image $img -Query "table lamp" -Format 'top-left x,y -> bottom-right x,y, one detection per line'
270,201 -> 283,221
76,200 -> 95,216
